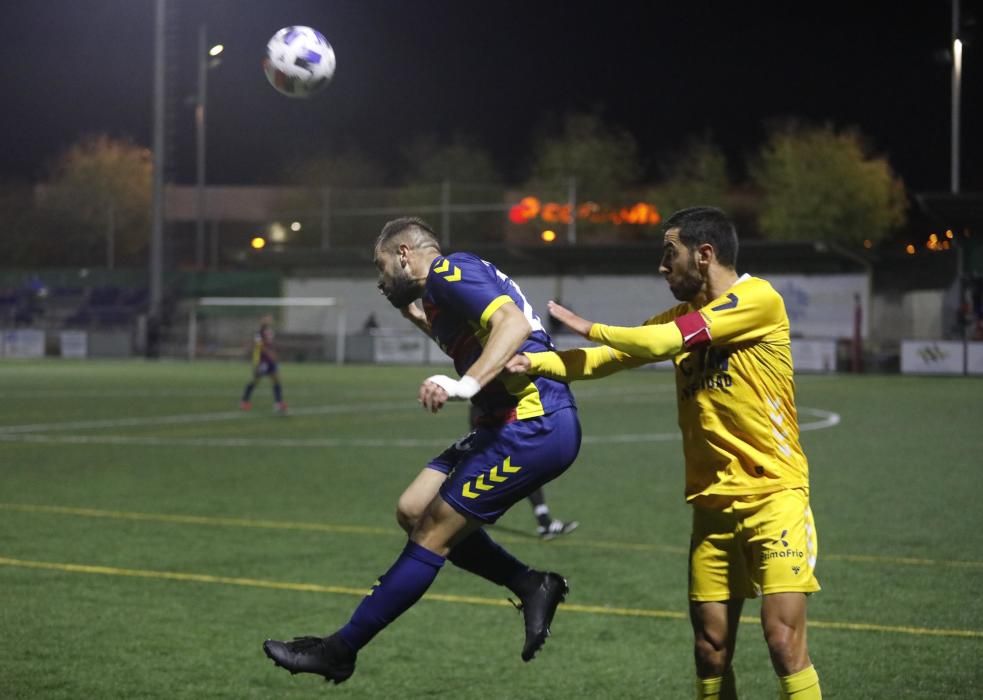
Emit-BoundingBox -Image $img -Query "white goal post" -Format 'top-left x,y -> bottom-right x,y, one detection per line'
188,297 -> 347,364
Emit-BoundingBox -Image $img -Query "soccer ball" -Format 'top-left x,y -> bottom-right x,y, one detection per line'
263,26 -> 336,98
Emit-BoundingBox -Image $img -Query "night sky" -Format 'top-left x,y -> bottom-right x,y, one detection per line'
1,1 -> 980,193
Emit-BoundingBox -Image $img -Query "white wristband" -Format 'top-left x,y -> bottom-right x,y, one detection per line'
456,375 -> 481,399
425,374 -> 481,400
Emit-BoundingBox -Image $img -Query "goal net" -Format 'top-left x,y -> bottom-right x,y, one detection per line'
187,297 -> 347,364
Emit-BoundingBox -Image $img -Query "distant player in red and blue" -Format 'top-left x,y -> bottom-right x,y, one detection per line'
240,317 -> 287,414
263,217 -> 581,685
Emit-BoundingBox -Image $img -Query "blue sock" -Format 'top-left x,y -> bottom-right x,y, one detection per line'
242,382 -> 255,401
339,541 -> 445,651
447,528 -> 528,591
273,383 -> 283,402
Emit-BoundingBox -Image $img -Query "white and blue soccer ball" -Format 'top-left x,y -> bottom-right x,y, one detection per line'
263,26 -> 336,98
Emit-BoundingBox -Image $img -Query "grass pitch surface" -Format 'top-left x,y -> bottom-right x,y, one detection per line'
0,360 -> 980,698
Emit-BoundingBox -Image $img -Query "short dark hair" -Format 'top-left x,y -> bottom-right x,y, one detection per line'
376,217 -> 441,254
663,206 -> 738,268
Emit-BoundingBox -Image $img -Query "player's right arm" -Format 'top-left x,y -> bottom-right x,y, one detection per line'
510,301 -> 682,380
543,297 -> 710,361
575,280 -> 786,359
513,344 -> 648,381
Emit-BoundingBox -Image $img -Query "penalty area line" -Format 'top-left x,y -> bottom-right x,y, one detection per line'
0,556 -> 978,640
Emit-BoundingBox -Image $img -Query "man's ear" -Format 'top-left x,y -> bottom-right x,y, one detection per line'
697,242 -> 715,268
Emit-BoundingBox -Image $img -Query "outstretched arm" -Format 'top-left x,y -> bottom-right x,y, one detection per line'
548,300 -> 708,361
506,345 -> 647,381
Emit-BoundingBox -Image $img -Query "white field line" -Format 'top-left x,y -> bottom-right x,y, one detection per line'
0,384 -> 675,401
0,401 -> 411,435
0,398 -> 839,448
0,385 -> 673,436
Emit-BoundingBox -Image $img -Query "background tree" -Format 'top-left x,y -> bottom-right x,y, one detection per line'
750,122 -> 907,245
282,149 -> 387,190
395,135 -> 504,246
525,112 -> 643,200
400,134 -> 501,185
0,179 -> 38,265
276,149 -> 387,247
648,135 -> 731,221
33,135 -> 151,266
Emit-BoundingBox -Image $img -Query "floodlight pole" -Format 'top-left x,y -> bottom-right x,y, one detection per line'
196,24 -> 208,269
148,0 -> 166,356
951,0 -> 962,195
321,187 -> 332,250
952,0 -> 969,374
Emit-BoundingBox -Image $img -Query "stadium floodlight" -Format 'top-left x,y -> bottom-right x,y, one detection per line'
188,297 -> 346,364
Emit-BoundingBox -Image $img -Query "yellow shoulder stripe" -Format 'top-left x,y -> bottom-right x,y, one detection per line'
479,295 -> 515,328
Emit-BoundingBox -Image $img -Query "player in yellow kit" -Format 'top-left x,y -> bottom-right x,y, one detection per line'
508,207 -> 821,700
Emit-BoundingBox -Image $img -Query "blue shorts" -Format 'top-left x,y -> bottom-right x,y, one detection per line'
428,406 -> 581,524
254,359 -> 277,376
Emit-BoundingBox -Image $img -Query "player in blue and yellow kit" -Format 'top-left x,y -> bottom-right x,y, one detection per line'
509,207 -> 822,700
263,217 -> 582,685
240,318 -> 287,413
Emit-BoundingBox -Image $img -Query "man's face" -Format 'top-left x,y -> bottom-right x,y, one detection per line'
374,244 -> 422,308
659,228 -> 703,302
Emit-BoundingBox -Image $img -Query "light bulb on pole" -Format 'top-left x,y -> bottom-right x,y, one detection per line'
951,0 -> 962,194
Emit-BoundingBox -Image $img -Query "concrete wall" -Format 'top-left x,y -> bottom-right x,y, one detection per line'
284,272 -> 869,339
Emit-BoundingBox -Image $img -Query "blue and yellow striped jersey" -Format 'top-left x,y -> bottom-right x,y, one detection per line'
422,253 -> 575,421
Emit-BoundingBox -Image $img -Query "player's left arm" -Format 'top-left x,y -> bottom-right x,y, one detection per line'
400,302 -> 432,337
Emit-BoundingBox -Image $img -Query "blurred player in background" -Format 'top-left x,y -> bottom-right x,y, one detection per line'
509,207 -> 822,700
263,217 -> 582,685
240,315 -> 287,414
526,486 -> 577,540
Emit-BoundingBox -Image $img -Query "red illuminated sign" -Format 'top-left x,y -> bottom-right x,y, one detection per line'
509,196 -> 661,226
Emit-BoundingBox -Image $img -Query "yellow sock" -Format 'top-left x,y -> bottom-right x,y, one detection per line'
696,666 -> 737,699
779,665 -> 821,699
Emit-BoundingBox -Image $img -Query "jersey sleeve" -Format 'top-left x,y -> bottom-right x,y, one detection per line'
699,280 -> 785,345
525,345 -> 649,381
583,302 -> 706,360
427,254 -> 515,328
526,302 -> 690,377
586,321 -> 686,360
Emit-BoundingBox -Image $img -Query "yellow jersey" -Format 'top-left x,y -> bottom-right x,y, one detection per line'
651,275 -> 808,501
528,275 -> 810,503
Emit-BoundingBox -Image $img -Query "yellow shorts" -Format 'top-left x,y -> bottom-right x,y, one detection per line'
689,488 -> 820,601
